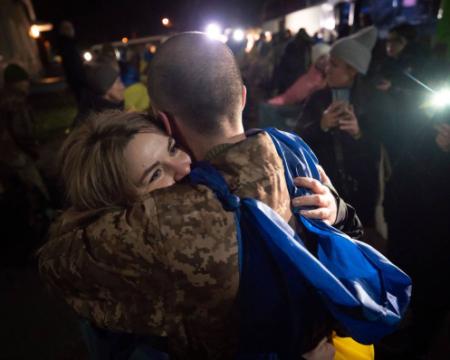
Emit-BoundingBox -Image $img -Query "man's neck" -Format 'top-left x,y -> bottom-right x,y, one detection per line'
178,122 -> 245,161
194,131 -> 246,161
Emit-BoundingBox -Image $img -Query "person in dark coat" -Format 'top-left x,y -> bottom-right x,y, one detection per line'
272,28 -> 313,94
73,61 -> 125,127
376,27 -> 450,354
57,21 -> 87,106
298,27 -> 385,229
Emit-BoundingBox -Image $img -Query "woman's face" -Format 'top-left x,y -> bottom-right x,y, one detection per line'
123,132 -> 192,195
326,56 -> 357,88
386,33 -> 407,58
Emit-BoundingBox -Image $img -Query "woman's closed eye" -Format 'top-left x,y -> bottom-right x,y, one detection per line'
148,168 -> 162,183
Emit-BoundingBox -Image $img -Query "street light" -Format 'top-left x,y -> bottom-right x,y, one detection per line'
122,37 -> 129,44
29,25 -> 40,39
83,51 -> 93,62
431,88 -> 450,108
205,23 -> 222,39
162,18 -> 171,27
232,29 -> 245,42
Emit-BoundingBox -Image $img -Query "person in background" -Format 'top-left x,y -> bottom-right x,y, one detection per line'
298,27 -> 386,242
268,43 -> 330,106
377,44 -> 450,360
57,20 -> 86,107
97,43 -> 120,71
73,61 -> 125,126
120,48 -> 150,112
271,28 -> 313,94
0,64 -> 49,265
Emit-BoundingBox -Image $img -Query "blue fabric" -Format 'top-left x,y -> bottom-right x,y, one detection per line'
189,128 -> 412,358
121,66 -> 140,87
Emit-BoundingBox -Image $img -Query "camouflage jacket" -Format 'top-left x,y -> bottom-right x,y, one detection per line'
38,132 -> 361,359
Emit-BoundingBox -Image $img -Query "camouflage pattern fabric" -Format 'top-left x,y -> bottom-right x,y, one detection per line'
38,132 -> 293,359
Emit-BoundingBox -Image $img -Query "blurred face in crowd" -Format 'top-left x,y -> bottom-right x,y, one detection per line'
123,131 -> 192,195
104,77 -> 125,103
326,56 -> 357,88
386,32 -> 407,58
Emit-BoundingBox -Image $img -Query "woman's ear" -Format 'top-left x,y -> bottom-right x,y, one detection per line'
158,111 -> 172,136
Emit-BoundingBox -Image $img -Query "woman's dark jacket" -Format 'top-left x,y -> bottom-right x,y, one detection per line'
297,78 -> 387,226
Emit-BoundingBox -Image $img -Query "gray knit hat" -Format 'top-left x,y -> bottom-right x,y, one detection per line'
84,61 -> 119,95
330,26 -> 378,75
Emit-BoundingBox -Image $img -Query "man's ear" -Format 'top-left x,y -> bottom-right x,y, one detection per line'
158,111 -> 172,136
241,85 -> 247,111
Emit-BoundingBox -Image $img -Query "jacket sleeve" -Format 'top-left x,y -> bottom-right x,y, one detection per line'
329,184 -> 364,240
37,196 -> 170,336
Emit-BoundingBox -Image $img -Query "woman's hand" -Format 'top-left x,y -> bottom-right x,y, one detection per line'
320,101 -> 346,131
339,105 -> 361,139
291,166 -> 337,226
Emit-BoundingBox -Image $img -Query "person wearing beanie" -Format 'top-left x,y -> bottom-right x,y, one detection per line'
329,26 -> 377,75
298,26 -> 390,246
73,61 -> 125,126
268,43 -> 330,106
4,63 -> 29,81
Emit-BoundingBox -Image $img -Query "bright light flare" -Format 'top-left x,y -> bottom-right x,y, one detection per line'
321,3 -> 334,12
83,51 -> 93,62
29,25 -> 40,39
321,17 -> 336,30
122,37 -> 129,44
232,29 -> 245,42
431,88 -> 450,108
205,23 -> 222,40
162,18 -> 170,27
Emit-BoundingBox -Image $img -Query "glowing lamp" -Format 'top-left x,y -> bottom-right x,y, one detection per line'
83,51 -> 93,62
232,29 -> 245,42
205,23 -> 222,40
29,25 -> 40,39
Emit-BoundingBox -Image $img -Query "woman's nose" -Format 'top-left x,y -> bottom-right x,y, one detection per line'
171,154 -> 192,182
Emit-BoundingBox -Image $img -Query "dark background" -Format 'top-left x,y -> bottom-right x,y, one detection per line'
33,0 -> 270,46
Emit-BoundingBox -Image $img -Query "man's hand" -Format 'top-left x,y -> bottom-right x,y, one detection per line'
339,105 -> 361,139
302,337 -> 335,360
320,101 -> 347,131
435,123 -> 450,153
291,166 -> 338,226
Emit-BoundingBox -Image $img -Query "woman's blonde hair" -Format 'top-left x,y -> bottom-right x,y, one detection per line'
60,110 -> 163,211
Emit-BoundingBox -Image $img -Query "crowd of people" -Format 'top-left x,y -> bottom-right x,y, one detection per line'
1,16 -> 449,360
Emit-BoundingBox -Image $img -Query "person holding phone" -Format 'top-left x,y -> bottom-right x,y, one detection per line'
297,27 -> 389,246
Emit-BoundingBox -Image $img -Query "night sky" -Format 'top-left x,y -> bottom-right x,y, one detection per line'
33,0 -> 273,47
